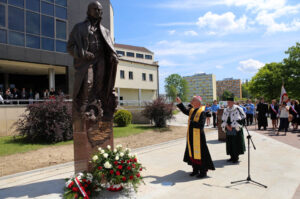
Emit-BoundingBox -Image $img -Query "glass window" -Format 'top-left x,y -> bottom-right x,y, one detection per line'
55,0 -> 66,7
44,0 -> 54,3
116,50 -> 125,56
120,70 -> 125,79
26,34 -> 40,49
126,52 -> 134,57
26,0 -> 40,12
0,5 -> 5,27
26,11 -> 40,34
145,55 -> 152,60
8,0 -> 24,8
42,37 -> 54,50
56,20 -> 66,39
129,71 -> 133,80
41,2 -> 54,16
142,73 -> 146,81
56,40 -> 66,52
0,0 -> 7,3
42,15 -> 54,37
136,53 -> 144,58
149,74 -> 153,82
55,6 -> 67,19
9,31 -> 24,46
0,29 -> 7,44
8,6 -> 24,32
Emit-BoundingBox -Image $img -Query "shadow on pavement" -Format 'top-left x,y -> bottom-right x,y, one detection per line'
0,179 -> 64,198
207,140 -> 224,144
145,170 -> 203,185
213,159 -> 239,168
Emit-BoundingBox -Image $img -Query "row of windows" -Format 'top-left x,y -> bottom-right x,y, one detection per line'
0,2 -> 67,52
0,0 -> 67,9
120,70 -> 154,82
0,29 -> 66,52
116,50 -> 153,60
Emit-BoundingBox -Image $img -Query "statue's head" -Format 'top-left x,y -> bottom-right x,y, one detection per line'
87,1 -> 103,21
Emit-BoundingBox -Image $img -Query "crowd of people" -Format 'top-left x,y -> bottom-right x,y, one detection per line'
0,87 -> 65,104
204,98 -> 300,135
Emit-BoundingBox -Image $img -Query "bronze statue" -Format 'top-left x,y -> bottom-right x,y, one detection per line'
67,1 -> 118,123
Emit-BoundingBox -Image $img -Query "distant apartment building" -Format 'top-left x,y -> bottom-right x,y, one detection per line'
183,73 -> 217,103
217,78 -> 242,99
114,44 -> 159,103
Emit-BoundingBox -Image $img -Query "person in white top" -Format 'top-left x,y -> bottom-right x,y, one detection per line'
276,102 -> 290,136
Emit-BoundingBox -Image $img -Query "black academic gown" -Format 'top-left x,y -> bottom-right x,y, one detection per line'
256,102 -> 268,128
177,103 -> 215,172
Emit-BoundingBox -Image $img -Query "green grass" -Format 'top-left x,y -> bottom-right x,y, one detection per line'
0,124 -> 162,156
173,109 -> 180,115
0,136 -> 73,157
113,124 -> 158,138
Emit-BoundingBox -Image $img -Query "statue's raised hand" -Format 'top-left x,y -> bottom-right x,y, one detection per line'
84,51 -> 95,60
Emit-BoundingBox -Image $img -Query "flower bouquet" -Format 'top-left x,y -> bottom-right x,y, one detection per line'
63,172 -> 101,199
91,144 -> 145,192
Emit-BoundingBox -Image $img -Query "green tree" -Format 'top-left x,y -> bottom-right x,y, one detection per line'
248,62 -> 283,102
283,42 -> 300,99
165,74 -> 189,102
221,90 -> 234,100
242,82 -> 251,99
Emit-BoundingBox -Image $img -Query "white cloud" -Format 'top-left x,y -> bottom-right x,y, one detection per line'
159,59 -> 183,67
168,30 -> 176,35
223,0 -> 287,12
237,59 -> 264,73
183,30 -> 198,36
156,0 -> 222,9
152,40 -> 228,56
197,12 -> 248,35
216,65 -> 224,69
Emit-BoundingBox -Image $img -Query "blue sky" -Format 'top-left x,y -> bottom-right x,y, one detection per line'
110,0 -> 300,94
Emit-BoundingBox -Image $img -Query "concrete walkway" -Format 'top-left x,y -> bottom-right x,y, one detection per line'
1,129 -> 300,199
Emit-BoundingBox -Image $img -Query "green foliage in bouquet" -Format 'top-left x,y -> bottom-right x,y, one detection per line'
91,145 -> 145,192
114,109 -> 132,127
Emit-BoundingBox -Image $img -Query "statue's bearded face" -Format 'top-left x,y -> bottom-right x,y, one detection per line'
88,2 -> 103,20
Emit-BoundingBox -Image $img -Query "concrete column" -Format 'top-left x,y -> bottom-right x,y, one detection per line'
4,73 -> 9,89
138,88 -> 142,106
48,68 -> 55,90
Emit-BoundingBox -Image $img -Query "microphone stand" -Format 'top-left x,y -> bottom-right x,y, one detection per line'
231,124 -> 267,188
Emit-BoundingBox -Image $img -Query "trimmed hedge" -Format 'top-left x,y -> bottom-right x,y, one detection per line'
114,109 -> 132,127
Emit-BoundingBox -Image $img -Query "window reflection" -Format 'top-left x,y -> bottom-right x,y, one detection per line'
42,15 -> 54,38
0,5 -> 5,27
56,40 -> 66,52
8,6 -> 24,32
55,0 -> 67,7
8,0 -> 24,8
42,37 -> 54,51
0,29 -> 6,44
26,34 -> 40,49
26,12 -> 40,35
56,20 -> 66,39
9,31 -> 24,46
55,6 -> 67,19
26,0 -> 40,12
41,1 -> 54,16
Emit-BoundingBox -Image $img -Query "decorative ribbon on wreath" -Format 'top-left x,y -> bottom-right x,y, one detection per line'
75,177 -> 89,199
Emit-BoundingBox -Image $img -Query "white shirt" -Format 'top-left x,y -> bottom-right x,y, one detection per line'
279,106 -> 289,118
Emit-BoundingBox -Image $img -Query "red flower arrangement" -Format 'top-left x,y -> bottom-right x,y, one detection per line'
63,172 -> 101,199
91,145 -> 145,192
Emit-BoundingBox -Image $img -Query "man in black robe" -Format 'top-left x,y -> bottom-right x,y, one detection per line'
256,97 -> 268,130
176,96 -> 215,178
67,1 -> 118,122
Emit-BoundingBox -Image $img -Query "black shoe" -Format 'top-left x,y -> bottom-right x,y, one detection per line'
190,171 -> 198,176
197,172 -> 207,178
227,158 -> 233,162
232,157 -> 239,163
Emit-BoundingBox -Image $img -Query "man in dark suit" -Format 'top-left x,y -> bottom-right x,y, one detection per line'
67,1 -> 118,122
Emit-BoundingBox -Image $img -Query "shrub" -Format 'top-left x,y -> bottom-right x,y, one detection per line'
142,97 -> 174,128
16,99 -> 72,143
114,109 -> 132,127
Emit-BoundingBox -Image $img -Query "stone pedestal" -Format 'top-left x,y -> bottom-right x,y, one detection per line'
217,109 -> 226,141
73,119 -> 113,173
